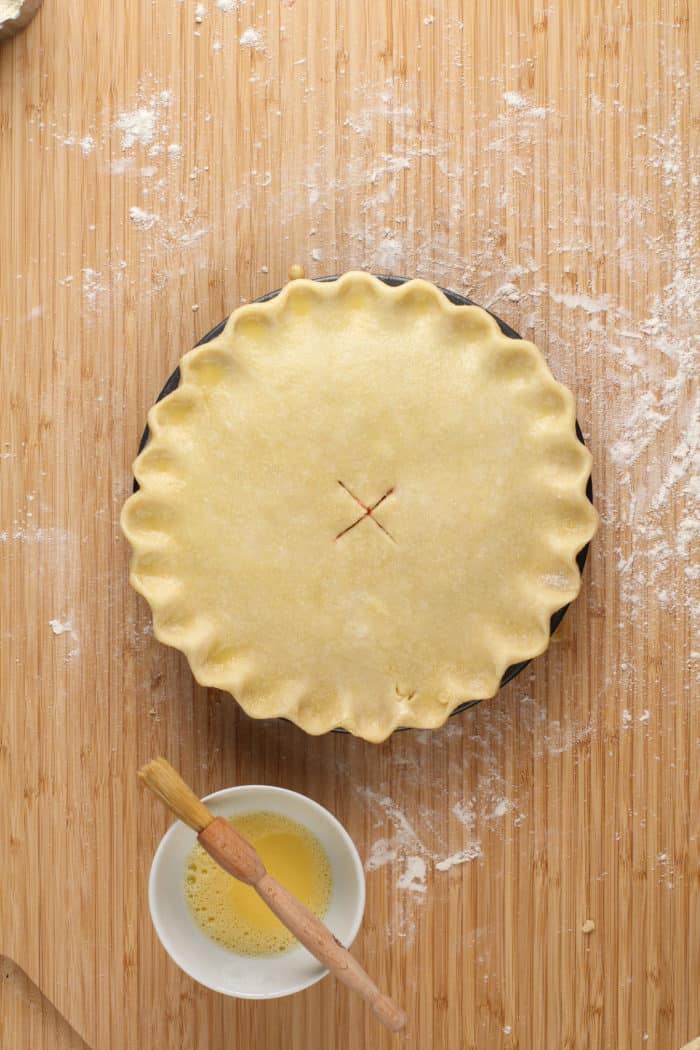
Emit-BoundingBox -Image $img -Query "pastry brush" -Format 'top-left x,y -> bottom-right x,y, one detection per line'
139,757 -> 408,1032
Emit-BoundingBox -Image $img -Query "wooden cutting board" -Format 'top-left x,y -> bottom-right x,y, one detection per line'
1,1 -> 697,1047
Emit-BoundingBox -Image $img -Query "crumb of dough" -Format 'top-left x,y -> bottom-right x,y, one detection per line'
581,919 -> 596,934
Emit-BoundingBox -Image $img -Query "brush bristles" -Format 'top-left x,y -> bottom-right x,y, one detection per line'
138,757 -> 213,833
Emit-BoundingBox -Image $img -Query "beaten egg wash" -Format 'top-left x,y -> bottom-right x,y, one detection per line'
184,811 -> 333,955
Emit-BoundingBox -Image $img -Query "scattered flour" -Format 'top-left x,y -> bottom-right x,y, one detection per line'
57,133 -> 96,156
490,798 -> 514,819
239,27 -> 262,49
358,789 -> 434,939
548,291 -> 612,314
363,790 -> 428,873
453,799 -> 476,827
360,690 -> 596,881
49,618 -> 73,636
52,80 -> 209,309
129,206 -> 159,231
81,268 -> 107,312
48,618 -> 80,659
1,525 -> 72,547
115,108 -> 157,149
215,0 -> 240,10
349,686 -> 600,941
110,157 -> 134,175
435,844 -> 483,871
396,856 -> 427,893
501,90 -> 547,118
78,135 -> 95,157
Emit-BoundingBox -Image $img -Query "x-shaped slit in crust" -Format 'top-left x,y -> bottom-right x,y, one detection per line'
335,480 -> 396,542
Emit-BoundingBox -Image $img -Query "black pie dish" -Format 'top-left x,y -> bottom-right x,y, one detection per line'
133,274 -> 593,728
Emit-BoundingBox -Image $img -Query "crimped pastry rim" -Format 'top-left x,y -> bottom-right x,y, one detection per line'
122,271 -> 598,742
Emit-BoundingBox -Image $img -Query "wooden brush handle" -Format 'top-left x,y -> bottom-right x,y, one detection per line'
199,816 -> 265,884
255,872 -> 407,1032
198,816 -> 407,1032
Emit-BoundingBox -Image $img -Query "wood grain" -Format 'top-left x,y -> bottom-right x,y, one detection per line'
0,958 -> 88,1050
0,1 -> 697,1048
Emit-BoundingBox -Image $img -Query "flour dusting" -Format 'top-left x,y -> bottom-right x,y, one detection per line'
116,108 -> 158,150
356,685 -> 598,939
45,79 -> 212,313
81,268 -> 107,312
78,135 -> 95,157
239,27 -> 263,49
363,790 -> 428,873
129,206 -> 159,231
396,856 -> 427,893
113,89 -> 176,157
548,291 -> 612,315
435,844 -> 483,871
49,619 -> 73,636
502,91 -> 528,110
48,618 -> 80,658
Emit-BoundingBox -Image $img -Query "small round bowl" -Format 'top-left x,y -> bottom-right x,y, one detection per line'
148,785 -> 365,999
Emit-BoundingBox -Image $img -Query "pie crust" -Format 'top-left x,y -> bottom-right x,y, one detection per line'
121,272 -> 598,742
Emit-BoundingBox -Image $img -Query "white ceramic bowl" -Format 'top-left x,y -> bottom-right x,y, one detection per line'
148,785 -> 366,999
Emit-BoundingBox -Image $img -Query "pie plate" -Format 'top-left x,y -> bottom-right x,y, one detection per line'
127,275 -> 596,743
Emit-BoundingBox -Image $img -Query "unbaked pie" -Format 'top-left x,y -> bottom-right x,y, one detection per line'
121,271 -> 597,742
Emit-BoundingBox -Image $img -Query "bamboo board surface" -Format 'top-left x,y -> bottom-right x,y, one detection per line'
0,1 -> 698,1048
